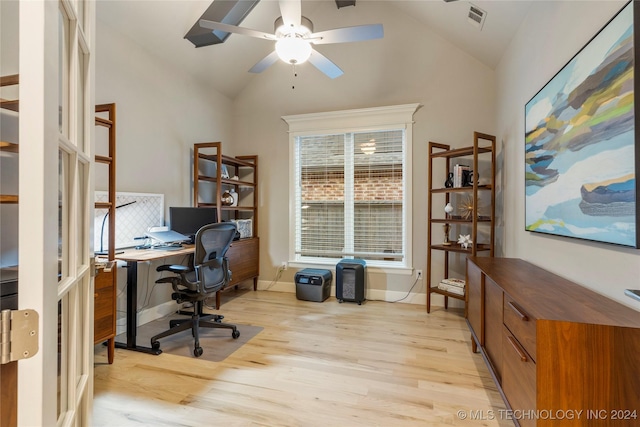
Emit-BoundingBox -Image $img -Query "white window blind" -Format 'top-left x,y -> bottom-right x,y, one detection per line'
294,129 -> 405,264
284,103 -> 419,269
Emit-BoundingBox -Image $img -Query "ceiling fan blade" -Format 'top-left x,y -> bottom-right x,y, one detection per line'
279,0 -> 301,29
248,50 -> 280,74
199,19 -> 276,40
308,48 -> 343,79
310,24 -> 383,45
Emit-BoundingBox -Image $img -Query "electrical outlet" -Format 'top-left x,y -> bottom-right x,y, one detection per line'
417,270 -> 423,279
281,261 -> 288,271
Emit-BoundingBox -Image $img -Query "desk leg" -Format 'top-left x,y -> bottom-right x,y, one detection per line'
114,260 -> 162,355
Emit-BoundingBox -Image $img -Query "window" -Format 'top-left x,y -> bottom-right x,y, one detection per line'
284,104 -> 419,268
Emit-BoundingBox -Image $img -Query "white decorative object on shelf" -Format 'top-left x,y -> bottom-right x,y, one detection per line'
444,202 -> 453,216
231,219 -> 253,239
229,188 -> 238,206
458,234 -> 472,249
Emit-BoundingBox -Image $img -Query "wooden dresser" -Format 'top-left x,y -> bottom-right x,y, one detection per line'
215,237 -> 260,308
94,262 -> 116,364
466,257 -> 640,426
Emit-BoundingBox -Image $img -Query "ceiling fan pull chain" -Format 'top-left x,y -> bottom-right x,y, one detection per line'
291,63 -> 298,90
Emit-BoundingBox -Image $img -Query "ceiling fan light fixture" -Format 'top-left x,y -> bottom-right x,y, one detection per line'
276,37 -> 312,65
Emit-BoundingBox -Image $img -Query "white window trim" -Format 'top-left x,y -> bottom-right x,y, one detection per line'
283,103 -> 419,271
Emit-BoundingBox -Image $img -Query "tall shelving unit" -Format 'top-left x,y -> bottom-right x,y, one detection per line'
93,103 -> 117,364
426,132 -> 495,313
193,142 -> 259,308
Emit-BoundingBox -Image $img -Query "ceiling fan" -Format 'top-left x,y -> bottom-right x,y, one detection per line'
199,0 -> 383,79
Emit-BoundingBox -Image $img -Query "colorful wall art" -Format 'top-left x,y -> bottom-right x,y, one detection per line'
525,1 -> 638,248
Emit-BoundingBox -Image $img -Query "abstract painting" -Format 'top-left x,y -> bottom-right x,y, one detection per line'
525,1 -> 638,248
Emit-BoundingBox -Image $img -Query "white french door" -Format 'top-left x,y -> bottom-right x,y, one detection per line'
18,0 -> 95,425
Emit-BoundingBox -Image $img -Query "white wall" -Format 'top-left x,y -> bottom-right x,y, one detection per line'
96,19 -> 234,208
232,1 -> 497,305
95,18 -> 235,323
496,0 -> 640,309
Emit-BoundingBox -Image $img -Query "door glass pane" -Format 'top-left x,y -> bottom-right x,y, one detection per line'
76,51 -> 86,152
76,164 -> 86,266
0,112 -> 19,269
58,150 -> 68,281
57,299 -> 67,419
58,7 -> 69,137
73,286 -> 83,386
0,0 -> 19,268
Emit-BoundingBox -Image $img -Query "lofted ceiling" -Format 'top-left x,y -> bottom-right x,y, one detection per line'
96,0 -> 533,99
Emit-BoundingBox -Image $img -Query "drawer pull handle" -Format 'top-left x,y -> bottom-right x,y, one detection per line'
508,301 -> 529,321
507,335 -> 528,362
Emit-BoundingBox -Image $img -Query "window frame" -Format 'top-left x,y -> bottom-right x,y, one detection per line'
283,104 -> 419,272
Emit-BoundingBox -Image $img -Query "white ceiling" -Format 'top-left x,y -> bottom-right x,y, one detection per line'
96,0 -> 532,99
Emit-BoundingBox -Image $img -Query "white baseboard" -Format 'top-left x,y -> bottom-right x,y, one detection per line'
256,279 -> 429,305
115,299 -> 179,336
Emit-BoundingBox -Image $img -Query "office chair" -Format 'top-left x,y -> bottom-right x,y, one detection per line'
150,222 -> 240,357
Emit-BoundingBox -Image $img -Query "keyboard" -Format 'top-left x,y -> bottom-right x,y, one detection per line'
152,243 -> 183,251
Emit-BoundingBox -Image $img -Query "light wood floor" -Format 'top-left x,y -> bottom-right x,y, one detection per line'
93,290 -> 510,426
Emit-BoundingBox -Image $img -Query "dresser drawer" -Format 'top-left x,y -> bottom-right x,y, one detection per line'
227,237 -> 259,286
94,265 -> 116,344
502,327 -> 536,427
503,295 -> 536,361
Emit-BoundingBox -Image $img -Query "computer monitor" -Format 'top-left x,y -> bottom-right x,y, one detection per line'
169,207 -> 218,242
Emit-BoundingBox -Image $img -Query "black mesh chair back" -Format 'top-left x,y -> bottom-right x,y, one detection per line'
193,222 -> 237,294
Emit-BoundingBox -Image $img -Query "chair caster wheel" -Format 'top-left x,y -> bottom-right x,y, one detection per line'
194,347 -> 203,357
151,341 -> 160,351
338,299 -> 343,303
232,330 -> 240,339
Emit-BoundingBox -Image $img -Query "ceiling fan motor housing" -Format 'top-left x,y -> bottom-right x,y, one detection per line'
274,16 -> 314,37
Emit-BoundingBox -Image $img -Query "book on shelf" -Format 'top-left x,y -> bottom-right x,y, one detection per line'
437,282 -> 465,296
453,164 -> 470,188
440,277 -> 466,288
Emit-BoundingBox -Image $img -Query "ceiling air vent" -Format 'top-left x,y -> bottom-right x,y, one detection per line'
467,4 -> 487,30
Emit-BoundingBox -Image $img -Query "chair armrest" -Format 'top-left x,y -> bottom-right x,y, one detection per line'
156,264 -> 190,274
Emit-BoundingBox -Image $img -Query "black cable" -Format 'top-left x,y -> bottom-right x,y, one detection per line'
368,275 -> 421,303
263,265 -> 284,291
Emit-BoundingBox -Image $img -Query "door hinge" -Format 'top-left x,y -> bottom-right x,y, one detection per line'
0,309 -> 39,364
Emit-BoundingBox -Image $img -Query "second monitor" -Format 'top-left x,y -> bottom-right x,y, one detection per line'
169,207 -> 218,243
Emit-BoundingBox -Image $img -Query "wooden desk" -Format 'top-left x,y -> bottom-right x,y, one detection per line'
113,245 -> 194,355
